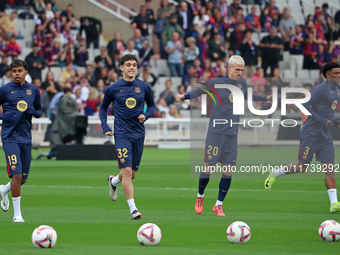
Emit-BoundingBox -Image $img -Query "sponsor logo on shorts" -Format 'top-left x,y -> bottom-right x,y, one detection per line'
120,158 -> 125,164
303,155 -> 307,160
26,89 -> 32,95
11,165 -> 16,171
208,155 -> 212,160
17,100 -> 28,112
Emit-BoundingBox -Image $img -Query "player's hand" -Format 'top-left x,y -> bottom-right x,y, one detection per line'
325,120 -> 332,128
104,131 -> 114,136
266,95 -> 273,101
138,114 -> 145,123
176,94 -> 185,102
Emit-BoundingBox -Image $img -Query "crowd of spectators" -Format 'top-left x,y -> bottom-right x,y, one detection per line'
0,0 -> 340,121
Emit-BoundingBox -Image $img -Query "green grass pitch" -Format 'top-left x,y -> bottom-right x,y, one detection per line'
0,147 -> 339,254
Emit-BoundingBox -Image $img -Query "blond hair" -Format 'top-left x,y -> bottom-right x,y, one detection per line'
228,55 -> 245,66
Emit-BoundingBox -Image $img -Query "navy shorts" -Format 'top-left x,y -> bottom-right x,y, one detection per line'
204,133 -> 237,165
114,136 -> 144,171
298,135 -> 334,164
3,143 -> 32,179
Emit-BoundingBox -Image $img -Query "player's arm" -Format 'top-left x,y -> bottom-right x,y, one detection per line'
27,87 -> 43,118
139,85 -> 156,123
332,118 -> 340,128
176,82 -> 212,102
302,86 -> 330,127
99,87 -> 114,135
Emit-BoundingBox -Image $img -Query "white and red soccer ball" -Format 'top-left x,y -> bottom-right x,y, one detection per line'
319,220 -> 340,242
137,223 -> 162,246
226,221 -> 251,244
32,225 -> 57,248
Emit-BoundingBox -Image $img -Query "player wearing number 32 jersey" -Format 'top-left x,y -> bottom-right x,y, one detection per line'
0,59 -> 42,223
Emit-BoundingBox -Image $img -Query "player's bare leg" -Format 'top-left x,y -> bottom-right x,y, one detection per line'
195,162 -> 213,214
265,162 -> 307,191
212,164 -> 232,216
323,163 -> 340,213
11,173 -> 25,222
121,167 -> 141,219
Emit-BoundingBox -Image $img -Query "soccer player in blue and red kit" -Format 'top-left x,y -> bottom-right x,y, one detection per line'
0,59 -> 42,222
177,55 -> 271,216
265,62 -> 340,213
100,54 -> 155,219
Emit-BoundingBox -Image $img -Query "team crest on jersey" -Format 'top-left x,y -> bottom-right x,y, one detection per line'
11,165 -> 16,171
120,158 -> 125,164
135,87 -> 141,93
26,89 -> 32,95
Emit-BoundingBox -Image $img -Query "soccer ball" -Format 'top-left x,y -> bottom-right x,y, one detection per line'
137,223 -> 162,246
226,221 -> 251,244
32,225 -> 58,248
318,220 -> 340,242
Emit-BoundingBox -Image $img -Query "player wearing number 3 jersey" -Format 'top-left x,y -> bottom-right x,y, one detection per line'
99,54 -> 155,220
0,60 -> 42,223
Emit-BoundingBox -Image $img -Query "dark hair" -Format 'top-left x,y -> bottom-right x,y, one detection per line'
323,62 -> 340,78
322,3 -> 329,9
9,59 -> 28,70
119,54 -> 138,66
63,87 -> 72,93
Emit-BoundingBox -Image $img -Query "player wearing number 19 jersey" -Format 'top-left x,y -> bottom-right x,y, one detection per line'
99,54 -> 155,219
177,56 -> 270,216
265,62 -> 340,213
0,60 -> 42,222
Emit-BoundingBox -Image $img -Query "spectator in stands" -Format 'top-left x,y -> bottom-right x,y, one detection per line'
4,34 -> 21,57
167,104 -> 183,119
334,9 -> 340,27
52,10 -> 62,33
85,87 -> 99,116
0,67 -> 11,86
315,70 -> 325,86
95,78 -> 105,95
0,11 -> 17,37
112,50 -> 121,73
201,59 -> 215,79
259,26 -> 283,75
60,61 -> 75,84
208,33 -> 225,62
45,38 -> 62,66
240,29 -> 258,78
314,3 -> 330,22
138,64 -> 157,94
74,86 -> 86,114
159,79 -> 176,106
245,5 -> 261,33
189,0 -> 201,16
93,46 -> 113,73
177,1 -> 194,37
33,0 -> 46,14
0,36 -> 5,57
42,71 -> 60,101
324,17 -> 340,62
156,0 -> 173,26
162,13 -> 184,45
145,0 -> 155,22
60,41 -> 75,66
209,9 -> 228,38
105,69 -> 118,86
230,7 -> 245,30
0,19 -> 9,42
44,21 -> 59,48
74,38 -> 89,67
33,24 -> 45,48
268,0 -> 280,27
61,4 -> 77,29
229,0 -> 240,17
45,2 -> 54,20
193,6 -> 209,38
157,98 -> 169,115
130,5 -> 153,41
198,31 -> 210,62
289,25 -> 304,75
139,39 -> 155,66
61,23 -> 75,45
279,7 -> 296,51
123,40 -> 139,59
132,29 -> 143,51
229,22 -> 245,55
251,67 -> 266,96
79,16 -> 102,49
314,12 -> 327,32
107,32 -> 126,60
182,64 -> 197,86
268,67 -> 284,95
25,43 -> 46,80
213,58 -> 227,77
260,5 -> 273,32
206,0 -> 214,17
0,0 -> 6,13
184,37 -> 199,75
177,84 -> 190,110
0,56 -> 8,78
165,32 -> 184,77
302,20 -> 326,70
33,78 -> 50,115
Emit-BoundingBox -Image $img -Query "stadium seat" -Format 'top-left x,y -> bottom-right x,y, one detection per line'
50,66 -> 63,80
76,66 -> 86,75
297,69 -> 309,79
41,67 -> 49,80
278,61 -> 290,71
282,52 -> 290,62
171,77 -> 183,88
155,59 -> 171,77
309,70 -> 320,79
276,0 -> 288,11
283,69 -> 295,79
